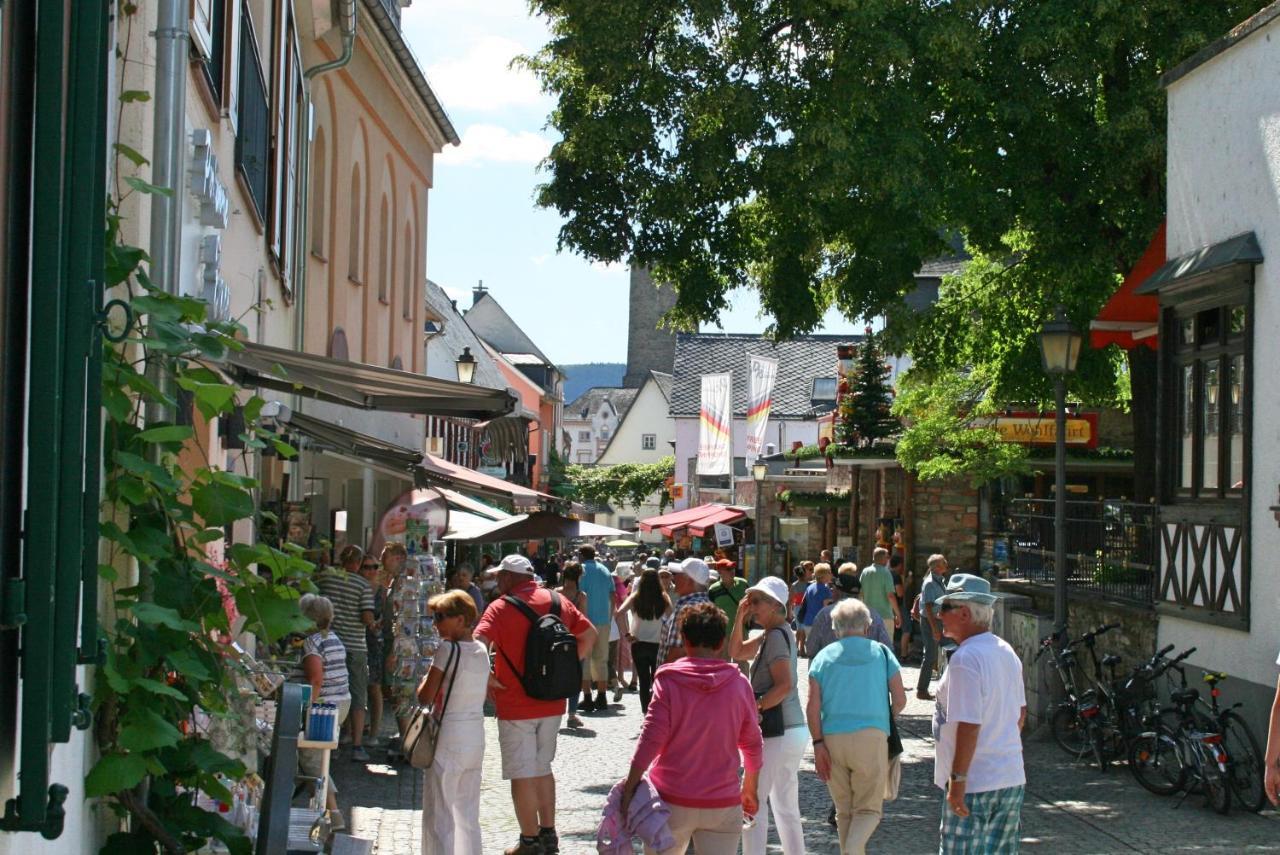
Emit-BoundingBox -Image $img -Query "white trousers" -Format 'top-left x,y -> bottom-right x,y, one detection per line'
421,717 -> 484,855
742,726 -> 807,854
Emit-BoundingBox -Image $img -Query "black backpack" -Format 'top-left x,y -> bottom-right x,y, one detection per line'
497,592 -> 582,701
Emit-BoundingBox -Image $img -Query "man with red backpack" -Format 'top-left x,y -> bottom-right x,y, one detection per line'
475,554 -> 596,855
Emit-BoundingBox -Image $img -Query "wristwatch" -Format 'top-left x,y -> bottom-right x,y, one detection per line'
949,772 -> 967,784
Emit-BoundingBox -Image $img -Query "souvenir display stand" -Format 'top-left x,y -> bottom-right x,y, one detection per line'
385,548 -> 444,763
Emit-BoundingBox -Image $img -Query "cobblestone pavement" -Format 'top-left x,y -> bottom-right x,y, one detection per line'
333,662 -> 1280,853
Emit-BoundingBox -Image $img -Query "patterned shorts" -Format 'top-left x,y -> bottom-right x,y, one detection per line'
939,784 -> 1024,855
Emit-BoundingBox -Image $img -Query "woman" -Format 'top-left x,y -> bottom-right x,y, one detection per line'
294,594 -> 351,831
612,562 -> 636,699
889,554 -> 913,661
617,567 -> 671,712
417,589 -> 488,855
361,554 -> 389,749
806,599 -> 907,854
728,577 -> 807,855
797,563 -> 833,655
620,603 -> 762,855
557,560 -> 589,728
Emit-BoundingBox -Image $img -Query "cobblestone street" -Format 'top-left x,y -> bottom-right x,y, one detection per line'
333,663 -> 1280,853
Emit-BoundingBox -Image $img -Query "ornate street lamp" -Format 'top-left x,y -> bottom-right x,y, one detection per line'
1039,306 -> 1082,643
752,460 -> 768,583
455,346 -> 477,384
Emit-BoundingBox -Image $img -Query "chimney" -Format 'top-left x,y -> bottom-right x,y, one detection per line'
472,279 -> 488,307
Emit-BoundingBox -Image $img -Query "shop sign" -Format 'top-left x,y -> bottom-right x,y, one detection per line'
993,412 -> 1098,448
713,523 -> 735,547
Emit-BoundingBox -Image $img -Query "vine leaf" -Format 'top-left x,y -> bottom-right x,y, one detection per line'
86,753 -> 148,797
136,425 -> 194,444
131,602 -> 200,633
191,481 -> 255,527
118,709 -> 182,753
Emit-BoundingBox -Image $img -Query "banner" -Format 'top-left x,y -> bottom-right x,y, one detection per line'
745,355 -> 778,456
697,372 -> 733,475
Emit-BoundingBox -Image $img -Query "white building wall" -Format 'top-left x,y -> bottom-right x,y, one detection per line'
597,379 -> 675,531
672,417 -> 821,510
1160,19 -> 1280,691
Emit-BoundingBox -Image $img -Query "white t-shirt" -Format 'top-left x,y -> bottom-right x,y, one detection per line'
932,631 -> 1027,793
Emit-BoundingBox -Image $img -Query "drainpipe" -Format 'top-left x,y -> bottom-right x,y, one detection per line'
144,0 -> 188,427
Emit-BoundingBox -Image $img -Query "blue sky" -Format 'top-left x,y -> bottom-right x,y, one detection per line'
402,0 -> 861,365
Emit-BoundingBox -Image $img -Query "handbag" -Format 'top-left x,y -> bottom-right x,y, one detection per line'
881,645 -> 904,801
752,627 -> 791,739
403,640 -> 460,769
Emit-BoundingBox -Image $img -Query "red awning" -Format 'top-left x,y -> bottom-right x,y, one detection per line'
638,503 -> 727,533
419,453 -> 558,508
638,503 -> 746,538
686,506 -> 747,537
1089,222 -> 1164,351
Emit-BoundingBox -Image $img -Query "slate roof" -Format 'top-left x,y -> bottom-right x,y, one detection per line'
669,333 -> 862,418
423,279 -> 510,391
565,386 -> 640,421
464,292 -> 554,366
651,371 -> 673,403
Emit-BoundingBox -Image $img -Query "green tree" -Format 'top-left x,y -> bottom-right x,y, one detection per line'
839,331 -> 898,447
560,456 -> 675,512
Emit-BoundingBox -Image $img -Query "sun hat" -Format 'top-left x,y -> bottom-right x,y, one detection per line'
833,573 -> 861,596
937,572 -> 996,606
499,554 -> 536,576
614,561 -> 635,582
745,576 -> 789,607
672,557 -> 711,587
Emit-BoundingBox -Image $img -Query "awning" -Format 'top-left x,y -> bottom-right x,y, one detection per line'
443,511 -> 628,542
283,411 -> 423,482
439,488 -> 510,522
445,509 -> 507,540
1090,223 -> 1164,350
1135,230 -> 1263,296
474,414 -> 534,461
638,503 -> 746,538
223,340 -> 517,419
418,453 -> 559,509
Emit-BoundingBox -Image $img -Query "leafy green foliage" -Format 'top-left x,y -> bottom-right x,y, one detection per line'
838,333 -> 899,447
892,367 -> 1030,486
560,456 -> 675,512
778,489 -> 850,509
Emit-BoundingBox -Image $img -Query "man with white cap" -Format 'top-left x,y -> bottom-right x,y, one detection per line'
932,573 -> 1026,855
475,555 -> 597,855
657,557 -> 713,665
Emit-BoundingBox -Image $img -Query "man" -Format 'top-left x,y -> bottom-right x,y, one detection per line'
1264,654 -> 1280,805
657,558 -> 713,664
707,559 -> 749,632
917,553 -> 952,701
576,544 -> 616,713
933,573 -> 1026,854
316,544 -> 376,762
806,569 -> 892,658
859,546 -> 903,630
475,555 -> 596,855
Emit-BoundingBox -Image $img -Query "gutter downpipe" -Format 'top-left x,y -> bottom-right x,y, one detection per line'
286,1 -> 357,501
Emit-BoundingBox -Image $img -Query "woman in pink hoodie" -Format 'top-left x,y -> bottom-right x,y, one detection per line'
620,602 -> 763,854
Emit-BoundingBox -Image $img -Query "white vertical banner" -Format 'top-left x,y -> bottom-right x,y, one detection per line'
697,372 -> 733,475
745,355 -> 778,456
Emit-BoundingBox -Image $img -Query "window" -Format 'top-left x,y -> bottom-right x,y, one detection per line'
577,430 -> 591,442
234,4 -> 269,221
309,128 -> 326,257
577,451 -> 591,463
347,165 -> 362,282
642,434 -> 656,450
599,427 -> 611,440
193,0 -> 234,110
618,516 -> 637,531
269,0 -> 304,295
1166,302 -> 1248,500
403,222 -> 413,319
811,377 -> 838,402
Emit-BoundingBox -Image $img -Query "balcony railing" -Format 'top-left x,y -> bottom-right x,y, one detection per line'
999,498 -> 1158,606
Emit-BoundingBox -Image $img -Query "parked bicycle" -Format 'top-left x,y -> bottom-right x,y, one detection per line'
1038,623 -> 1122,769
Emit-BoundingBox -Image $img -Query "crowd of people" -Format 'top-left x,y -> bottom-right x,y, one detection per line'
288,539 -> 1028,854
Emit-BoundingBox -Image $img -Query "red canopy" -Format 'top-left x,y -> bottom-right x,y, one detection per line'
1089,222 -> 1164,351
638,503 -> 746,538
686,506 -> 747,537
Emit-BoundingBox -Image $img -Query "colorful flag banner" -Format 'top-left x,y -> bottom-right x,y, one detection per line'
745,355 -> 778,456
697,372 -> 733,475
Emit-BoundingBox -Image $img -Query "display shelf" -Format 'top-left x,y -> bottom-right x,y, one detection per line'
296,737 -> 338,751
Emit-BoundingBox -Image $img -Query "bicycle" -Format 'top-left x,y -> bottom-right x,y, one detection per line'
1127,646 -> 1196,797
1173,666 -> 1265,812
1038,624 -> 1122,768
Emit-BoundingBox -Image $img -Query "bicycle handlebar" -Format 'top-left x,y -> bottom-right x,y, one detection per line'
1155,643 -> 1175,659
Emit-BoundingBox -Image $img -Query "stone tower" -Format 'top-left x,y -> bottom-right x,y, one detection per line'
623,265 -> 678,387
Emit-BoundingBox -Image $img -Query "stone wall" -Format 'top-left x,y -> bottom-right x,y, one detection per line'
909,477 -> 981,574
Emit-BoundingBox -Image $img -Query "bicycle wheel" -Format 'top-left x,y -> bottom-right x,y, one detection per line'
1052,704 -> 1090,757
1221,710 -> 1266,813
1203,757 -> 1231,815
1128,729 -> 1186,795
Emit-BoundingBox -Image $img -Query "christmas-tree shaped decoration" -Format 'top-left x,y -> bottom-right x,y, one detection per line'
840,328 -> 899,447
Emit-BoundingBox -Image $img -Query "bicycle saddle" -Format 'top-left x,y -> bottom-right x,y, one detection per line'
1171,687 -> 1199,705
1102,654 -> 1122,667
1202,671 -> 1227,684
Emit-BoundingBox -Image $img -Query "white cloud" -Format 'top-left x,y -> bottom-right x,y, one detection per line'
425,35 -> 546,114
439,124 -> 552,167
590,260 -> 626,274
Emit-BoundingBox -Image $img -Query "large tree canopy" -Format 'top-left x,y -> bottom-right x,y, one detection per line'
526,0 -> 1261,355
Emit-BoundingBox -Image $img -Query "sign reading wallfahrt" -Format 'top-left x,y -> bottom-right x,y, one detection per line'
993,412 -> 1098,448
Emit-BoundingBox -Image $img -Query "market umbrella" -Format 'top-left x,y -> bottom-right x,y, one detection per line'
442,510 -> 628,542
606,539 -> 640,548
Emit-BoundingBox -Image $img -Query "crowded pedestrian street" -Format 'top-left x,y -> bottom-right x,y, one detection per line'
333,660 -> 1280,853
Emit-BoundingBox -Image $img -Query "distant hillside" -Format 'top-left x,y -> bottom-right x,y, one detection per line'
561,363 -> 626,403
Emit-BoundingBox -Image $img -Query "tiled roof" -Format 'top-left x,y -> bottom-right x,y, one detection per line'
464,292 -> 554,367
651,371 -> 673,403
565,386 -> 640,421
423,279 -> 510,391
670,333 -> 862,418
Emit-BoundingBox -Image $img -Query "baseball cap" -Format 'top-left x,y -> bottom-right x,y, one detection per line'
937,573 -> 996,606
714,558 -> 737,570
833,573 -> 861,596
499,554 -> 536,576
746,576 -> 789,607
645,556 -> 662,569
672,557 -> 711,587
614,561 -> 635,581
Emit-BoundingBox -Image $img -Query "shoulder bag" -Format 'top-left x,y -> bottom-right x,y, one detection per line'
881,644 -> 904,801
404,640 -> 460,769
752,627 -> 791,738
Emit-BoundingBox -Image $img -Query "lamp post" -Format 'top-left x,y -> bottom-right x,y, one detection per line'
752,459 -> 768,583
1039,306 -> 1083,642
455,346 -> 477,384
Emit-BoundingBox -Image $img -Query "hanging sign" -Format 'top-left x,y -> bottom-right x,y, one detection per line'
697,372 -> 733,475
993,412 -> 1098,448
713,523 -> 735,548
745,356 -> 778,456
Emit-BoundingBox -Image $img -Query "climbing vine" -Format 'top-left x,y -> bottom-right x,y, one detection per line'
560,456 -> 675,512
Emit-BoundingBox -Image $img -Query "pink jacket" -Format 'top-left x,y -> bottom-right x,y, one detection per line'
630,656 -> 763,809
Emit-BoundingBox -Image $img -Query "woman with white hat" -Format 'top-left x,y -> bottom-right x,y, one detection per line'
728,576 -> 807,854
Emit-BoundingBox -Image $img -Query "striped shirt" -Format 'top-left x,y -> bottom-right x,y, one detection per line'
656,591 -> 712,664
295,630 -> 351,702
316,570 -> 374,652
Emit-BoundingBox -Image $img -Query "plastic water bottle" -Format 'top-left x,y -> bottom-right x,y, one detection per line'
307,703 -> 323,740
325,703 -> 336,741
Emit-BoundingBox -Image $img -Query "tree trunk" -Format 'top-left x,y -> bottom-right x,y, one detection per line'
1128,346 -> 1158,503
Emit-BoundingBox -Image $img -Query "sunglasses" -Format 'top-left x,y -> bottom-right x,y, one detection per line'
431,611 -> 453,622
939,602 -> 963,613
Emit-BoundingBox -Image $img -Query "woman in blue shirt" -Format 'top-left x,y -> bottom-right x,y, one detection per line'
806,598 -> 907,854
797,563 -> 834,656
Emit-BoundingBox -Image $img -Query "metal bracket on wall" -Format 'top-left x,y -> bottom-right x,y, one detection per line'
97,297 -> 134,343
0,784 -> 68,839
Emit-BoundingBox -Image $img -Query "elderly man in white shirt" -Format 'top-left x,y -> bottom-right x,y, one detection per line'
932,574 -> 1026,855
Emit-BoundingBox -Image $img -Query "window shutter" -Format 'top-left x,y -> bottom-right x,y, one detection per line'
234,5 -> 270,220
268,0 -> 290,261
225,0 -> 240,131
190,0 -> 215,59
